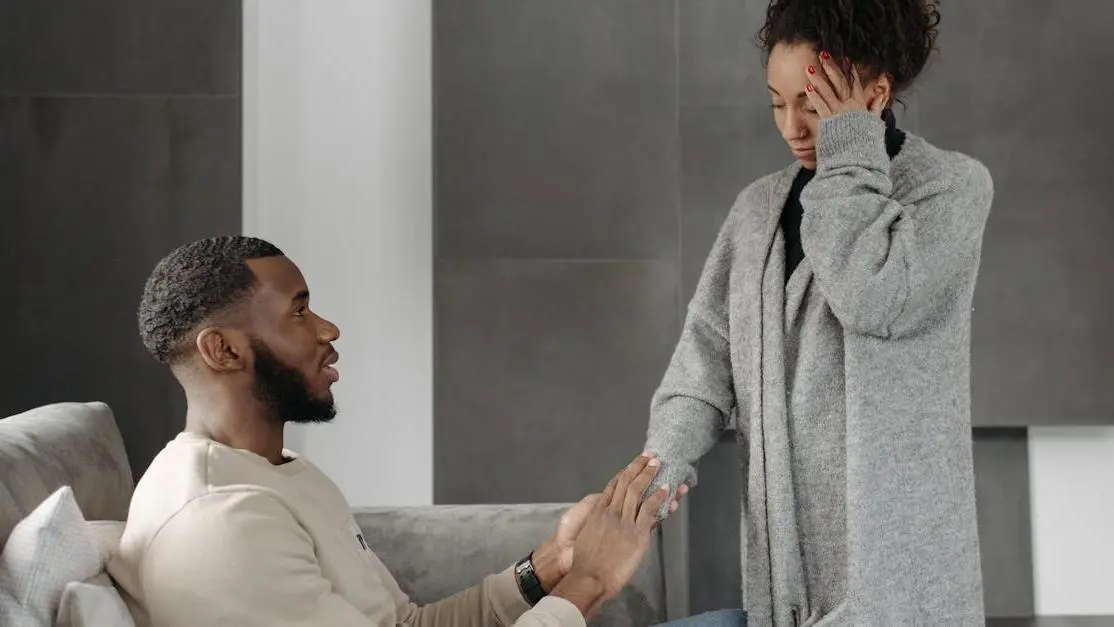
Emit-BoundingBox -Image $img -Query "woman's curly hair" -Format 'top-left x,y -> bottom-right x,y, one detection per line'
756,0 -> 941,96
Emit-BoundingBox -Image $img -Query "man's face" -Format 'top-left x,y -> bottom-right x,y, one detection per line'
243,257 -> 341,424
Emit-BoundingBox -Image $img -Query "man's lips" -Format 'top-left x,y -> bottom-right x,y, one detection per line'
322,350 -> 340,383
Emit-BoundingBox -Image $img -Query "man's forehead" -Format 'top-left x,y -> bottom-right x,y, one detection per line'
245,256 -> 307,298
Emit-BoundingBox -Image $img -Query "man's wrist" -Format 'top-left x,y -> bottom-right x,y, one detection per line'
529,539 -> 563,594
550,573 -> 607,619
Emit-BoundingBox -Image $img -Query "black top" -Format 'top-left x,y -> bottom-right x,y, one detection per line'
781,111 -> 906,283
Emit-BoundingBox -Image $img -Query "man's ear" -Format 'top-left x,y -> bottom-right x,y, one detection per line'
195,327 -> 249,373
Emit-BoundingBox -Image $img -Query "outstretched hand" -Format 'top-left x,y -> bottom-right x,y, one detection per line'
538,457 -> 688,591
563,454 -> 669,599
804,50 -> 886,119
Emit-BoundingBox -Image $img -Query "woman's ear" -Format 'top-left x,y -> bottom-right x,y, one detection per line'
869,74 -> 894,114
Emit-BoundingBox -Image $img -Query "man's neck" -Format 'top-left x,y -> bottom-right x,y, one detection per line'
183,390 -> 287,465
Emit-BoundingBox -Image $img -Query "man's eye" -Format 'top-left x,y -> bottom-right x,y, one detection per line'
771,103 -> 786,110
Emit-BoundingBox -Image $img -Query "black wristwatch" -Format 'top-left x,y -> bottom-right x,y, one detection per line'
514,553 -> 546,606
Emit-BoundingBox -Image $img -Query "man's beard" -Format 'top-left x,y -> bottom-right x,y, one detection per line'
250,339 -> 336,425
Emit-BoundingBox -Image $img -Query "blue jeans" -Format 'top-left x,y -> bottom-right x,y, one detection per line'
655,609 -> 747,627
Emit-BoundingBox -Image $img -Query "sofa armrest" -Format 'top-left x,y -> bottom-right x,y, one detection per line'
353,504 -> 666,627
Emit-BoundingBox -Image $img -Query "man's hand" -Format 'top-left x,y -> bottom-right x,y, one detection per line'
530,495 -> 600,593
548,453 -> 670,617
533,455 -> 688,592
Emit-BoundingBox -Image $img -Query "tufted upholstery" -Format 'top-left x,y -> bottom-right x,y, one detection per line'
354,504 -> 668,627
0,402 -> 133,545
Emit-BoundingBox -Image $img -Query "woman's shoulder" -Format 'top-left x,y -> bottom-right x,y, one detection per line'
897,134 -> 993,199
727,162 -> 800,216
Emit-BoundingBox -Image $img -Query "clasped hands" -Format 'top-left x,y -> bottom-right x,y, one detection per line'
530,453 -> 688,613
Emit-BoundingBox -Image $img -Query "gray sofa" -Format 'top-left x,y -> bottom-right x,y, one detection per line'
0,401 -> 675,626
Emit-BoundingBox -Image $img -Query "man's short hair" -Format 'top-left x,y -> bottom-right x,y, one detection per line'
138,236 -> 284,365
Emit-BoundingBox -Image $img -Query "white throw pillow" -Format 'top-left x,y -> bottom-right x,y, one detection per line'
55,573 -> 135,627
0,486 -> 103,626
85,521 -> 125,566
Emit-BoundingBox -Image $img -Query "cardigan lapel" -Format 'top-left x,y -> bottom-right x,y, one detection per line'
731,163 -> 801,623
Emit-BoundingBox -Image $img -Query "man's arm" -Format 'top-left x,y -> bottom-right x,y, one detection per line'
388,456 -> 672,627
139,490 -> 383,627
385,565 -> 590,627
142,489 -> 590,627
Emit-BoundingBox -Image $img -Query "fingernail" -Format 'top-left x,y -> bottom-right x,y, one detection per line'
820,50 -> 830,60
807,65 -> 816,74
648,457 -> 661,467
660,484 -> 671,492
806,83 -> 814,92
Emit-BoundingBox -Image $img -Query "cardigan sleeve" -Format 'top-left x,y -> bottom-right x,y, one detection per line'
644,200 -> 747,510
800,111 -> 994,339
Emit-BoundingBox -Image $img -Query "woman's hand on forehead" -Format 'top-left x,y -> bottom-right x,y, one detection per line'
803,50 -> 886,119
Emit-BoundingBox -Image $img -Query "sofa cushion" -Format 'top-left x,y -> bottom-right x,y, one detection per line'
56,572 -> 137,627
354,503 -> 666,627
0,486 -> 105,625
0,402 -> 134,546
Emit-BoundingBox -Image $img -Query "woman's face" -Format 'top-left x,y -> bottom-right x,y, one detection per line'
767,42 -> 824,169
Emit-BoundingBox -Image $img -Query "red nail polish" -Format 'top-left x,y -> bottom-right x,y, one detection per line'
806,83 -> 814,92
820,50 -> 830,60
842,57 -> 851,67
807,65 -> 816,74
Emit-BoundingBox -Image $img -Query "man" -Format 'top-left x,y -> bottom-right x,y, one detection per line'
115,236 -> 685,627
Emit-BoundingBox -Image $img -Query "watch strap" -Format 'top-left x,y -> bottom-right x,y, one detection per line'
514,553 -> 546,606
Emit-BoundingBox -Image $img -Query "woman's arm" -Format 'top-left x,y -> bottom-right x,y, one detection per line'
800,111 -> 994,339
644,203 -> 745,505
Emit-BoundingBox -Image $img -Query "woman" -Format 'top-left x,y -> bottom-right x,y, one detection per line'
645,0 -> 993,625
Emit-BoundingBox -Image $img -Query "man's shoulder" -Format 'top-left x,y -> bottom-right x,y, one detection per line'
122,436 -> 302,554
114,466 -> 291,601
125,436 -> 215,533
120,483 -> 299,583
154,487 -> 295,539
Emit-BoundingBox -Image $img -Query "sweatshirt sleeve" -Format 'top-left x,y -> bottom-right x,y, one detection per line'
800,110 -> 994,339
139,489 -> 586,627
384,563 -> 586,627
138,490 -> 383,627
644,205 -> 743,505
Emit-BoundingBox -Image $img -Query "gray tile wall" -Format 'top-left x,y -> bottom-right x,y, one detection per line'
434,0 -> 1112,619
0,1 -> 242,478
916,0 -> 1114,428
434,0 -> 682,509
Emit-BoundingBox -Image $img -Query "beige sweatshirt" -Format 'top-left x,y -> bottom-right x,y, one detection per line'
113,432 -> 584,627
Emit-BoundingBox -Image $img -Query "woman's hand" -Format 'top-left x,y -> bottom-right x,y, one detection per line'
535,455 -> 689,592
804,50 -> 886,119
